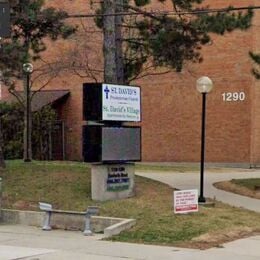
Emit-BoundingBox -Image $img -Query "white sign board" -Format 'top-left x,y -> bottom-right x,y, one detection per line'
173,190 -> 198,214
102,83 -> 141,122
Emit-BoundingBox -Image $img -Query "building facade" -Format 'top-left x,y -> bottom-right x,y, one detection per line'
1,0 -> 260,165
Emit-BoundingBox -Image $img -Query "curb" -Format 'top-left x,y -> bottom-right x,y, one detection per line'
104,218 -> 136,237
0,209 -> 135,237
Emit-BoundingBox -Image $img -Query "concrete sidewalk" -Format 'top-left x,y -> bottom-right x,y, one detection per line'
0,225 -> 260,259
136,169 -> 260,212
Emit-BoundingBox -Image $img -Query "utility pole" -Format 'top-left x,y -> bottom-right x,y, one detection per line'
103,0 -> 125,84
115,0 -> 124,84
103,0 -> 117,84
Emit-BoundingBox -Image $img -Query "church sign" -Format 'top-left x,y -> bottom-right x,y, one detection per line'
102,84 -> 141,122
83,83 -> 141,122
83,83 -> 142,163
83,82 -> 140,201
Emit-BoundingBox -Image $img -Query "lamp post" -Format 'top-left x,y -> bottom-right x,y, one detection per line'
23,63 -> 33,162
196,76 -> 213,203
0,70 -> 5,169
0,70 -> 2,100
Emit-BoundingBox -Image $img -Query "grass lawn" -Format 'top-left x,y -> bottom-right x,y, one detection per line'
214,178 -> 260,200
1,160 -> 260,249
231,178 -> 260,190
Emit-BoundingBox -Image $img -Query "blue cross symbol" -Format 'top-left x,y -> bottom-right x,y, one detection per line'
104,85 -> 110,99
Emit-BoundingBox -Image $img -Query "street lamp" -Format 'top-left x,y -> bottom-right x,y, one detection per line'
23,63 -> 33,162
196,76 -> 213,203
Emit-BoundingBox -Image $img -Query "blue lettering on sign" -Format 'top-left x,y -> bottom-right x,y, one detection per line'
110,87 -> 118,94
104,85 -> 110,99
107,178 -> 129,184
108,86 -> 137,96
107,168 -> 130,192
119,88 -> 137,95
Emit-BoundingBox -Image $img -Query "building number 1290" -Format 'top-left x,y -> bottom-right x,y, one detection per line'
222,92 -> 246,102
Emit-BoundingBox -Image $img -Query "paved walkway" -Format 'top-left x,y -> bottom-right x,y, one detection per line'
0,225 -> 260,259
136,169 -> 260,212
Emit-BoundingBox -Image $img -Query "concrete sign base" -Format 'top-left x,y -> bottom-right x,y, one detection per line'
91,163 -> 135,201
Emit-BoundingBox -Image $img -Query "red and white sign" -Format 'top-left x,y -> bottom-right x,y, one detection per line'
173,190 -> 198,214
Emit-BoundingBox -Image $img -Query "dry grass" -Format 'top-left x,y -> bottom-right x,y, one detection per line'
214,179 -> 260,200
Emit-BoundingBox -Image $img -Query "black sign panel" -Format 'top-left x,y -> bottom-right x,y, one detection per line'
0,2 -> 10,38
82,126 -> 141,163
83,83 -> 102,121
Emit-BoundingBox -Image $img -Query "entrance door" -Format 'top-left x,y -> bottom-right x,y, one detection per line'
51,121 -> 65,160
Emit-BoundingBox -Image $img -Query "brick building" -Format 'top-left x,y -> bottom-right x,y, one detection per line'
1,0 -> 260,166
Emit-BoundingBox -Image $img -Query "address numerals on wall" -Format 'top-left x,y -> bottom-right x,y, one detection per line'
222,92 -> 246,102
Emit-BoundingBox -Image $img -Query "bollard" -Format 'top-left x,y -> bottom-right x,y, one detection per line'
83,206 -> 99,236
42,211 -> 52,231
39,202 -> 52,231
83,216 -> 92,236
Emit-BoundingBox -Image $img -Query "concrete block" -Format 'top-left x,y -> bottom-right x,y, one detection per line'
91,163 -> 135,201
104,219 -> 136,238
0,209 -> 44,226
91,216 -> 127,233
51,211 -> 85,231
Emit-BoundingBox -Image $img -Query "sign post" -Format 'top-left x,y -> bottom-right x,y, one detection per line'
0,1 -> 10,38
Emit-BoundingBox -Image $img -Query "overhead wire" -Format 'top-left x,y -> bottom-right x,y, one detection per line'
68,5 -> 260,19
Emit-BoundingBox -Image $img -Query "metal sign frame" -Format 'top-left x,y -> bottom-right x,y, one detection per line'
0,2 -> 10,38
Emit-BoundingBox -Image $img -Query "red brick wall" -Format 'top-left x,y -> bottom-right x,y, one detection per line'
0,83 -> 9,101
36,0 -> 258,163
250,0 -> 260,165
136,0 -> 256,163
